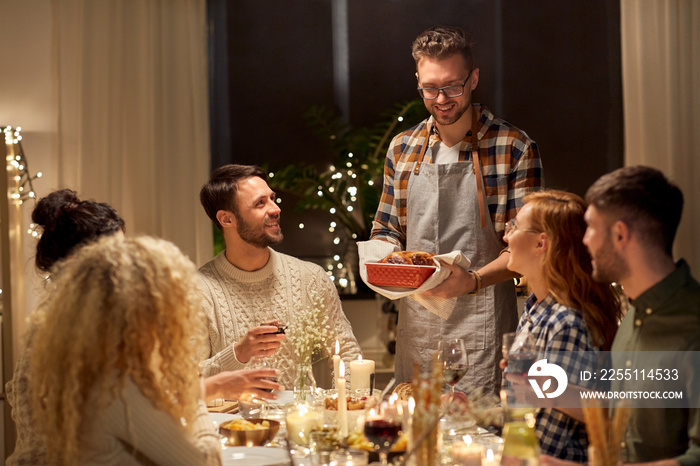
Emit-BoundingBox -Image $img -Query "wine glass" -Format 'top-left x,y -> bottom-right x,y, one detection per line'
248,355 -> 279,393
437,338 -> 469,395
505,332 -> 539,377
364,400 -> 403,466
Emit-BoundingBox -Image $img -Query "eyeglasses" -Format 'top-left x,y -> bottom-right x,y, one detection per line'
417,69 -> 474,100
505,218 -> 540,237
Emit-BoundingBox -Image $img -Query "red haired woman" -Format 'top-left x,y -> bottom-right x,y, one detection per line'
504,190 -> 621,461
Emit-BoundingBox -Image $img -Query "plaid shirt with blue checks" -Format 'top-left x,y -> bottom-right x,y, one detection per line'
516,293 -> 600,462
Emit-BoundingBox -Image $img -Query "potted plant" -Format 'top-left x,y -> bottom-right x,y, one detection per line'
267,100 -> 426,294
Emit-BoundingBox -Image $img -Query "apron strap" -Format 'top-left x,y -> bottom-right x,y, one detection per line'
471,108 -> 487,228
413,123 -> 432,175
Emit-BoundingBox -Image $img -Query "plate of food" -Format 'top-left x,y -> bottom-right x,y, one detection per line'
323,392 -> 378,433
346,430 -> 409,463
365,251 -> 437,288
223,446 -> 288,466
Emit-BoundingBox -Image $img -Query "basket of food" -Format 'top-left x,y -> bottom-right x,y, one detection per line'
365,251 -> 437,288
219,418 -> 280,447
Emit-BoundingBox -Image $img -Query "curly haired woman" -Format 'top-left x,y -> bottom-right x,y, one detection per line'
6,189 -> 125,465
27,235 -> 222,465
502,190 -> 622,462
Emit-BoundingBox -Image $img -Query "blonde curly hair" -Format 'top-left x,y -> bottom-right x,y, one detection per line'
28,235 -> 205,464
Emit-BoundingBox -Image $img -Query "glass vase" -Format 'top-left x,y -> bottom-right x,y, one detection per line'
294,362 -> 315,402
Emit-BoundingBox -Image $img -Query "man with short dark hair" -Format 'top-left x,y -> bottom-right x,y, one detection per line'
583,165 -> 700,465
197,164 -> 361,389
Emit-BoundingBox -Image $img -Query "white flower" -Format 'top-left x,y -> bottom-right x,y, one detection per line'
287,289 -> 335,367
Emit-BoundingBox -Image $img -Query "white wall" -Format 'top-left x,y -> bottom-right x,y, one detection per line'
1,0 -> 57,458
1,0 -> 58,337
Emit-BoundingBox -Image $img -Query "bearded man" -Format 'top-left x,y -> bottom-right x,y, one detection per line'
197,164 -> 360,388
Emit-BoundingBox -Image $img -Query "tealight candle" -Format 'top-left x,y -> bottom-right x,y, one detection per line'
482,448 -> 496,466
338,361 -> 348,437
349,355 -> 375,392
333,340 -> 341,383
451,435 -> 483,466
286,402 -> 323,446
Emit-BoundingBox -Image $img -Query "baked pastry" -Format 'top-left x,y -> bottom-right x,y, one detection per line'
379,251 -> 435,266
392,382 -> 414,401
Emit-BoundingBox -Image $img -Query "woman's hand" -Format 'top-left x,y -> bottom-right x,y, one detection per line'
204,369 -> 283,402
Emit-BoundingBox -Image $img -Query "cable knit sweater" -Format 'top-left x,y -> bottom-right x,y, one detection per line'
197,249 -> 361,388
7,320 -> 220,466
6,319 -> 42,466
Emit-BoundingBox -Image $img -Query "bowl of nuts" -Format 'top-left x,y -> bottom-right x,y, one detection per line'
219,418 -> 281,447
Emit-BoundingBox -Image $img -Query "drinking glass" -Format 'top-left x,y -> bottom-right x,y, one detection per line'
437,338 -> 469,394
363,400 -> 402,466
248,355 -> 279,392
502,332 -> 517,364
505,333 -> 538,377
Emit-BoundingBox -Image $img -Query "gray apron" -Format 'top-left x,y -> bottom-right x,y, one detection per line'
394,109 -> 518,396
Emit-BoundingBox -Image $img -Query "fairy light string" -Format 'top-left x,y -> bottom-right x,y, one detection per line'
3,126 -> 43,238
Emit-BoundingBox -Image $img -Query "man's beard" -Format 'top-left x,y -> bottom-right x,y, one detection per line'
590,235 -> 629,284
235,213 -> 283,249
426,99 -> 470,126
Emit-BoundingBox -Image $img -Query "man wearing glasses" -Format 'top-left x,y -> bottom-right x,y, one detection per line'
369,25 -> 544,396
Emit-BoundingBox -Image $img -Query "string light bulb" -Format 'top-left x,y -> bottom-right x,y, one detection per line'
3,125 -> 44,238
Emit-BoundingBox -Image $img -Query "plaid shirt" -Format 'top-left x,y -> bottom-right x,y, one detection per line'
370,104 -> 544,246
516,293 -> 599,462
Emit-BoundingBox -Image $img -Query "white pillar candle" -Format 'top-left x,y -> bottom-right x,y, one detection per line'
333,340 -> 341,385
349,355 -> 375,392
338,361 -> 348,437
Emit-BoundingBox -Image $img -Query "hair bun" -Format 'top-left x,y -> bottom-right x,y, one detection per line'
32,189 -> 81,229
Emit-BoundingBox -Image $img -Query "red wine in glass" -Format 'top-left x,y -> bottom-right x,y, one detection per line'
443,363 -> 468,386
438,338 -> 468,394
364,419 -> 401,450
364,401 -> 402,466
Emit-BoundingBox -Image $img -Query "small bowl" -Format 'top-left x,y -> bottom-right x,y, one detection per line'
219,418 -> 280,447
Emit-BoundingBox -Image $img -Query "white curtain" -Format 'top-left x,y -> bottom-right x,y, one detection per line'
620,0 -> 700,273
52,0 -> 213,265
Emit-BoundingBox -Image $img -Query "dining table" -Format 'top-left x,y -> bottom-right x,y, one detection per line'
208,393 -> 504,466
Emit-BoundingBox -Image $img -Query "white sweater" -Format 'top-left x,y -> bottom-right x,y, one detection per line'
79,379 -> 222,465
197,249 -> 361,388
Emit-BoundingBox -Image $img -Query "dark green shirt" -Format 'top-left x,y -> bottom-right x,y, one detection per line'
611,260 -> 700,465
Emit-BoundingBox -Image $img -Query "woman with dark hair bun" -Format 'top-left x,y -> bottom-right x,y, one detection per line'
7,190 -> 126,465
7,190 -> 278,465
31,189 -> 125,273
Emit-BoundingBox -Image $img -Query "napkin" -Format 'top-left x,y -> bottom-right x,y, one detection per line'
357,240 -> 471,320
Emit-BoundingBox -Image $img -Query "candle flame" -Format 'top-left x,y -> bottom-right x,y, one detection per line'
463,435 -> 472,445
335,340 -> 340,355
487,449 -> 494,461
339,360 -> 345,378
408,397 -> 415,415
358,354 -> 363,362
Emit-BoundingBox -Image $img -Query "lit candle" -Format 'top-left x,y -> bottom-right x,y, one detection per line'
333,340 -> 341,384
482,448 -> 496,466
285,403 -> 323,446
338,360 -> 348,437
450,435 -> 483,466
349,355 -> 375,392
